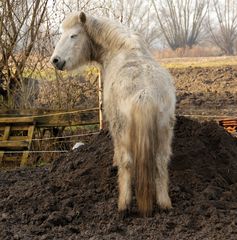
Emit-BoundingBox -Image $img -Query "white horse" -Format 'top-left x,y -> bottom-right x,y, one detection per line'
51,12 -> 176,217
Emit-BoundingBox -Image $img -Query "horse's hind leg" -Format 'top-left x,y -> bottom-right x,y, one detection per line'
113,139 -> 120,167
117,145 -> 132,215
155,125 -> 173,209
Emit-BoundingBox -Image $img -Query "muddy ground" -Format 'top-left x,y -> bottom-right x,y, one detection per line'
171,65 -> 237,117
0,66 -> 237,240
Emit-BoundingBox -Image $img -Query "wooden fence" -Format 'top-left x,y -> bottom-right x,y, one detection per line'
0,107 -> 101,167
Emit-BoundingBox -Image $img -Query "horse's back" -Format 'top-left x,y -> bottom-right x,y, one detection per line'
103,51 -> 176,122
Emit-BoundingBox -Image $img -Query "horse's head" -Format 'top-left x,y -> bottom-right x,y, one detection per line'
51,12 -> 91,71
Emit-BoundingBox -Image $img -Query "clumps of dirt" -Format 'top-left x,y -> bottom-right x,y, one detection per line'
171,66 -> 237,116
172,116 -> 237,184
0,117 -> 237,239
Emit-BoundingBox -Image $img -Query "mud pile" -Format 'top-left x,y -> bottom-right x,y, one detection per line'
0,116 -> 237,240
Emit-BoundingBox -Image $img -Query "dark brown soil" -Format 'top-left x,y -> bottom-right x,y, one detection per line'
171,66 -> 237,117
0,116 -> 237,240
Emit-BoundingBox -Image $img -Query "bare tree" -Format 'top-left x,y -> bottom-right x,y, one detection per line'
0,0 -> 48,108
49,0 -> 160,48
103,0 -> 160,47
208,0 -> 237,55
152,0 -> 208,50
51,0 -> 106,18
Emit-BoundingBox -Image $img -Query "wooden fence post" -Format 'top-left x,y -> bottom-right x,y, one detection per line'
98,71 -> 103,130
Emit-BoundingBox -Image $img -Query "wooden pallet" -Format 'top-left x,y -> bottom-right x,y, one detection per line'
0,108 -> 100,167
0,117 -> 35,166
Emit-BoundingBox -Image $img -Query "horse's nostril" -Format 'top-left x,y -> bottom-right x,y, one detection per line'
53,57 -> 59,64
51,56 -> 65,70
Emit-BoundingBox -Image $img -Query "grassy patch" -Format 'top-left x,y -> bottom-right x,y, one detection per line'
23,68 -> 65,81
158,56 -> 237,69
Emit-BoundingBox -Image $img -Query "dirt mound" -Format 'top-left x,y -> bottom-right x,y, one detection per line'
0,117 -> 237,240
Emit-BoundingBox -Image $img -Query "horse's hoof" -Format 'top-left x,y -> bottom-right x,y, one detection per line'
157,194 -> 172,210
118,209 -> 130,219
160,201 -> 172,210
158,203 -> 173,213
109,165 -> 118,175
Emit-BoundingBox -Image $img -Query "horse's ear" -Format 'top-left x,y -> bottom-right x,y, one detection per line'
79,12 -> 86,24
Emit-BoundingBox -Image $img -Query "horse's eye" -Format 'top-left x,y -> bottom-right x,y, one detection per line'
70,34 -> 78,39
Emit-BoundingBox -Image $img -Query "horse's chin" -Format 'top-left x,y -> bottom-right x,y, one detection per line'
66,61 -> 89,71
59,62 -> 75,71
64,64 -> 80,71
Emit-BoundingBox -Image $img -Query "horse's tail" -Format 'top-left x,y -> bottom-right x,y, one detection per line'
129,99 -> 157,216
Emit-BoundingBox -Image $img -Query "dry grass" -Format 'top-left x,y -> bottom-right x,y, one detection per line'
157,56 -> 237,69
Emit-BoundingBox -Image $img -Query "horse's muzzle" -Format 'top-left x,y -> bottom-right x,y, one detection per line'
51,56 -> 66,71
